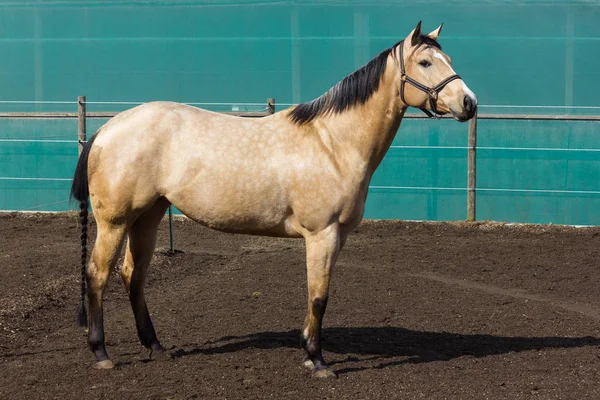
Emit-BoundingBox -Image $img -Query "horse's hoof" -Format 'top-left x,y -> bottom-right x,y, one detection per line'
93,360 -> 115,370
312,368 -> 337,379
302,359 -> 315,371
150,348 -> 173,361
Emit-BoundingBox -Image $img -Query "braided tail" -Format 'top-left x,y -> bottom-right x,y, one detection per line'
77,199 -> 89,327
71,132 -> 97,328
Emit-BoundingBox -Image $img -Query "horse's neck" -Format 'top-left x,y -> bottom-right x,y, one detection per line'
321,80 -> 406,175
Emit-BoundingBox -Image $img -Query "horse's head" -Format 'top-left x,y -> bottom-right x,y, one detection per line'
396,21 -> 478,122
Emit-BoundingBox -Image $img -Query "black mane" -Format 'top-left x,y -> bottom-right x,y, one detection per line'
287,36 -> 441,125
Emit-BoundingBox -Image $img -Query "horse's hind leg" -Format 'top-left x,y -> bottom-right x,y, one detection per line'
120,198 -> 170,359
87,220 -> 127,369
301,223 -> 343,378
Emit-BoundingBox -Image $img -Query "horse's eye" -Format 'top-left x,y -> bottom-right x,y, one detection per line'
419,60 -> 431,68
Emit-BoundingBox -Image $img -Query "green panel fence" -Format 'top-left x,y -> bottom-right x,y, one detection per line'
0,1 -> 598,225
0,118 -> 77,211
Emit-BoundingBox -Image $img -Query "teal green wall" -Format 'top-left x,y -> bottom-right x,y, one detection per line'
367,118 -> 600,225
1,1 -> 599,225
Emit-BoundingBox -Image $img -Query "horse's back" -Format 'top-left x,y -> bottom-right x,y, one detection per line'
86,101 -> 362,237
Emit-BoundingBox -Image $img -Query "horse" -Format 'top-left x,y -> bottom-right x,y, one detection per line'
71,21 -> 477,378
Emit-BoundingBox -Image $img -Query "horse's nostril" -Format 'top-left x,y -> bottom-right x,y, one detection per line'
463,95 -> 473,112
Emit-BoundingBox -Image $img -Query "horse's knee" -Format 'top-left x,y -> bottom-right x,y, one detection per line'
311,296 -> 328,319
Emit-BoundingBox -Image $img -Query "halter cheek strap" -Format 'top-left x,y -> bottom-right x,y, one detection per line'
397,40 -> 462,119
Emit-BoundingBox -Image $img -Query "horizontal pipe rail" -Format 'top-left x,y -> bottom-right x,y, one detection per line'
403,113 -> 600,121
473,113 -> 600,121
0,111 -> 271,119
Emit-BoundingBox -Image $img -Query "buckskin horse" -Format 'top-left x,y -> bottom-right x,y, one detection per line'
71,21 -> 477,377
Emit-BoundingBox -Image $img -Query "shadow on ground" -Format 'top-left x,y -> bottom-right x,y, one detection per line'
172,326 -> 600,374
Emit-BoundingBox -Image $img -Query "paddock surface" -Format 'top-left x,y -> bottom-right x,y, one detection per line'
1,212 -> 599,399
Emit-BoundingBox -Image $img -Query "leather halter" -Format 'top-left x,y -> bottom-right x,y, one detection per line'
397,40 -> 462,119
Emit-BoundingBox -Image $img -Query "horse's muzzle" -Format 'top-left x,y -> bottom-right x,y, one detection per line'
451,95 -> 478,122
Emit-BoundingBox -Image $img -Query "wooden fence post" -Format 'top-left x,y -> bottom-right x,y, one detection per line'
467,111 -> 477,221
77,96 -> 86,155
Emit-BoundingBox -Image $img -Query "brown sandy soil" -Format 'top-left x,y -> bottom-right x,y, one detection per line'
1,212 -> 599,399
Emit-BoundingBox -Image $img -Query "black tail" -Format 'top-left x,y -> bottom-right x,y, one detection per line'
71,134 -> 98,328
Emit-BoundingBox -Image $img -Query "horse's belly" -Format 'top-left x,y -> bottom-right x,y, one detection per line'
167,183 -> 299,237
185,208 -> 299,238
197,214 -> 300,238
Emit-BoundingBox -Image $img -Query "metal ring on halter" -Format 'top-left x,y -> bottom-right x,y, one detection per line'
396,40 -> 461,119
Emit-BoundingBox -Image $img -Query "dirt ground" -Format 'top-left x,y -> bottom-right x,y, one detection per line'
1,212 -> 600,399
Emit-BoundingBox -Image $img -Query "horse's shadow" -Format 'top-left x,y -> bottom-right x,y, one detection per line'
172,326 -> 600,374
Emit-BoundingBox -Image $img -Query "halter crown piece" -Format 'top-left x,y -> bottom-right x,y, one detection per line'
397,40 -> 462,119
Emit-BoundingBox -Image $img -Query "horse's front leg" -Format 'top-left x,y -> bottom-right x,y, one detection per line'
301,223 -> 344,378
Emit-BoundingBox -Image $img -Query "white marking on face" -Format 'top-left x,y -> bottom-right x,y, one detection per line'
432,50 -> 454,72
462,82 -> 478,105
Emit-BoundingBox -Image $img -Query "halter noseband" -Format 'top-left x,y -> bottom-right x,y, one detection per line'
397,40 -> 461,119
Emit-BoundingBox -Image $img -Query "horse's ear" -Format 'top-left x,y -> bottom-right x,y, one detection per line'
428,23 -> 443,40
409,21 -> 422,47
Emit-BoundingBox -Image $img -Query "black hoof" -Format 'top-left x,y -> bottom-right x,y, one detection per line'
150,345 -> 172,361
